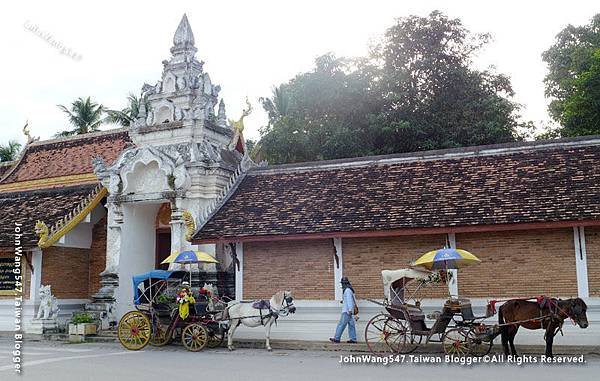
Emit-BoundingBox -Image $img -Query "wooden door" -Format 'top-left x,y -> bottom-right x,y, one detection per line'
155,231 -> 171,270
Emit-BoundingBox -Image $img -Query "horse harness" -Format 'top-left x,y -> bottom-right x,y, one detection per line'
538,297 -> 582,339
490,295 -> 578,337
236,297 -> 294,326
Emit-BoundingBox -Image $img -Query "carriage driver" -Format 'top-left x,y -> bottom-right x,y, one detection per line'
329,277 -> 358,344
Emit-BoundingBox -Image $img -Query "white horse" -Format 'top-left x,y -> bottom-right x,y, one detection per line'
226,291 -> 296,351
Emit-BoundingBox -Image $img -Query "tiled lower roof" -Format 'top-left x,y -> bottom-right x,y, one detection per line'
0,184 -> 99,248
194,138 -> 600,242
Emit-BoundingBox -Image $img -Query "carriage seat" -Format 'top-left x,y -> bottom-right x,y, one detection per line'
402,303 -> 425,321
193,299 -> 210,316
152,303 -> 173,318
444,298 -> 475,320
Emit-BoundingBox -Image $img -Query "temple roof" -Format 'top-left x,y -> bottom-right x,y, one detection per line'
193,135 -> 600,243
0,129 -> 130,191
0,129 -> 130,248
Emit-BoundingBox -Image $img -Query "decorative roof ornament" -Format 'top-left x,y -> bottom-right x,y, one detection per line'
217,99 -> 227,128
231,98 -> 252,132
228,98 -> 252,154
173,14 -> 195,48
22,120 -> 39,145
34,185 -> 108,248
34,220 -> 49,247
182,210 -> 196,241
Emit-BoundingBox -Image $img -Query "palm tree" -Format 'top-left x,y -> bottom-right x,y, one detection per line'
105,93 -> 151,127
260,85 -> 291,123
0,141 -> 22,162
55,97 -> 106,137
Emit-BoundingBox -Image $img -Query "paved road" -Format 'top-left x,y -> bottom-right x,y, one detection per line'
0,339 -> 598,381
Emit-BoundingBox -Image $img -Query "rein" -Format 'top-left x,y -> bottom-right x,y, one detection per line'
498,313 -> 553,328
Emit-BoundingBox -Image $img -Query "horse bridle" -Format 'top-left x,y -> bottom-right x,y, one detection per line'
554,299 -> 584,325
277,295 -> 295,317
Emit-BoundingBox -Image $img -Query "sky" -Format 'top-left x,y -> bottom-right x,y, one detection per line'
1,0 -> 599,145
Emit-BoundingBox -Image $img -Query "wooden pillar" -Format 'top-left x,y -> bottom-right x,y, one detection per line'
574,227 -> 589,298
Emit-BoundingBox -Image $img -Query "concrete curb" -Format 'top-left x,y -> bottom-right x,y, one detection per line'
85,334 -> 600,355
230,339 -> 600,356
3,332 -> 598,356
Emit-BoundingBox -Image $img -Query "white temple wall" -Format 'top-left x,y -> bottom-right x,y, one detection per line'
114,203 -> 161,318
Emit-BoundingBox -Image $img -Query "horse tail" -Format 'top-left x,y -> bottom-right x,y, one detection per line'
498,305 -> 505,325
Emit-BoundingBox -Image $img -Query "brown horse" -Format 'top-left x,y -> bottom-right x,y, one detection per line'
498,298 -> 588,357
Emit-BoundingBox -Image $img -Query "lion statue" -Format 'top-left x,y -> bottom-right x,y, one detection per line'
36,285 -> 59,320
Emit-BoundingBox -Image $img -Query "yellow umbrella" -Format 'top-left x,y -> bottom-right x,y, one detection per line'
161,250 -> 219,265
412,248 -> 480,270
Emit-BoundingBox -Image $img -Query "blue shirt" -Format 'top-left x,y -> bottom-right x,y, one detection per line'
342,287 -> 355,314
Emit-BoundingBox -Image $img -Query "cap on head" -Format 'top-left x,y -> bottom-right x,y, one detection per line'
340,277 -> 351,285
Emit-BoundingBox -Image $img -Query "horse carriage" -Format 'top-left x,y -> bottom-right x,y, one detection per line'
365,266 -> 589,357
365,268 -> 495,357
117,270 -> 228,352
118,268 -> 297,352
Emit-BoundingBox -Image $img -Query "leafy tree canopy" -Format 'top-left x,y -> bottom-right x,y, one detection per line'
258,11 -> 528,164
542,14 -> 600,136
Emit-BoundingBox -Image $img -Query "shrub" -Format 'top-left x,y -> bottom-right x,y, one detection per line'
71,312 -> 93,324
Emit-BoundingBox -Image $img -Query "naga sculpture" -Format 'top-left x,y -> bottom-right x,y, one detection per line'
35,220 -> 49,247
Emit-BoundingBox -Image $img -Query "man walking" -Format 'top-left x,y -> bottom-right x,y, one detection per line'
330,277 -> 358,343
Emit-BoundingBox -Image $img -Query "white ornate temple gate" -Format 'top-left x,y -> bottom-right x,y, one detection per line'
88,15 -> 253,326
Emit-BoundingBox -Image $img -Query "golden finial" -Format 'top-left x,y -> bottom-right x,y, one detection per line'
231,97 -> 252,132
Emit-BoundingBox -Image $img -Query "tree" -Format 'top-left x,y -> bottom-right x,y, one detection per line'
56,97 -> 106,137
258,54 -> 380,163
542,14 -> 600,136
257,11 -> 525,164
558,50 -> 600,135
371,11 -> 521,153
105,93 -> 151,127
0,141 -> 21,162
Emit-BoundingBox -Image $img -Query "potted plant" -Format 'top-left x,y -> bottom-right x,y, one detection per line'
68,312 -> 97,337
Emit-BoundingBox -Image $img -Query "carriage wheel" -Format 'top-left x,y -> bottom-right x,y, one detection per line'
149,318 -> 171,347
118,311 -> 151,351
206,326 -> 225,348
385,318 -> 421,354
442,327 -> 470,357
365,313 -> 394,355
181,323 -> 208,352
466,326 -> 493,357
